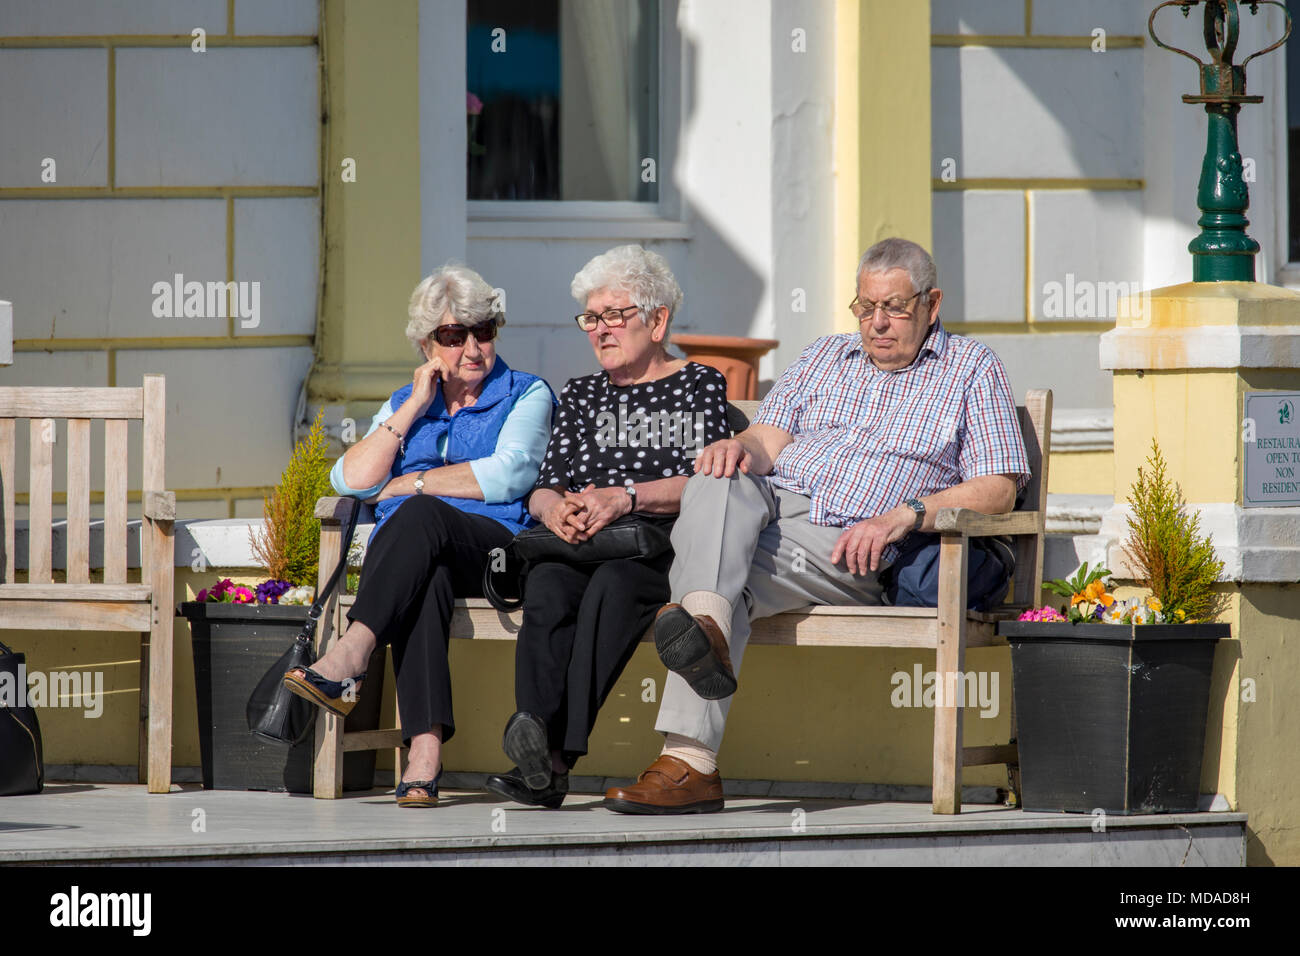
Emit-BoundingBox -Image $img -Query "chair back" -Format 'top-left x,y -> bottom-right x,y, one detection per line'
0,375 -> 165,585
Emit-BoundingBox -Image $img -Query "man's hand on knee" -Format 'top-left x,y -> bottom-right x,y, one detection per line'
693,438 -> 753,478
830,507 -> 914,575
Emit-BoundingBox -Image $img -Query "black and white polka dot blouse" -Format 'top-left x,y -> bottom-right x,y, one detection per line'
535,362 -> 732,492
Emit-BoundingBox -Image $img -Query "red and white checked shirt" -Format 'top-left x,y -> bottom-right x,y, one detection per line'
754,322 -> 1030,561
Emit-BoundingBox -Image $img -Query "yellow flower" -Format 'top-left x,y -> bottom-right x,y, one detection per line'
1099,592 -> 1115,608
1146,596 -> 1162,612
1175,608 -> 1186,622
1084,580 -> 1106,602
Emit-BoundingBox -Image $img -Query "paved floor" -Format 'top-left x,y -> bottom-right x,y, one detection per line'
0,783 -> 1248,866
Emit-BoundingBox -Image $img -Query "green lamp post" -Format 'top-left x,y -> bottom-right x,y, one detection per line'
1149,1 -> 1291,281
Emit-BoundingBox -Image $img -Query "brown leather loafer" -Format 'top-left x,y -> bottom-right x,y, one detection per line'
653,604 -> 737,700
604,754 -> 725,815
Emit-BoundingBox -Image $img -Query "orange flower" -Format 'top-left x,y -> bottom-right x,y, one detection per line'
1070,592 -> 1085,606
1084,580 -> 1106,602
1099,591 -> 1115,607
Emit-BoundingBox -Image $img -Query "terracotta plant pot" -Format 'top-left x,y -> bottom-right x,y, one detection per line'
672,334 -> 779,401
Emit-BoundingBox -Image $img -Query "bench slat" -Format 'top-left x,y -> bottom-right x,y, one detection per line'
67,418 -> 91,584
0,583 -> 153,601
0,419 -> 13,584
28,419 -> 53,583
103,419 -> 129,583
0,387 -> 143,419
0,599 -> 152,631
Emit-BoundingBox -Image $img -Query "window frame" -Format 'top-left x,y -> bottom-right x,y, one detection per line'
464,0 -> 687,239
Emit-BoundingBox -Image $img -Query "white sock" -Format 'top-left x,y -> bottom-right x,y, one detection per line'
680,590 -> 733,640
662,733 -> 718,775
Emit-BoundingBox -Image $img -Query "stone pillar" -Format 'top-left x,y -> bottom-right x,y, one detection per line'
1099,281 -> 1300,865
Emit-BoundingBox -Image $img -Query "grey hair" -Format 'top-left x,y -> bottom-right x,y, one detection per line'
405,263 -> 502,352
857,238 -> 938,294
570,244 -> 683,335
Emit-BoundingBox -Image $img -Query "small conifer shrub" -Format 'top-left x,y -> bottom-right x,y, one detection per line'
1123,440 -> 1227,624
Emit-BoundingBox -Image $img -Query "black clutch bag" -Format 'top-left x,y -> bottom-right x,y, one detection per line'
513,514 -> 674,564
482,515 -> 675,612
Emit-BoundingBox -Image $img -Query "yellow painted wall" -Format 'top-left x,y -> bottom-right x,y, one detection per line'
1047,450 -> 1113,496
311,0 -> 423,405
1112,370 -> 1243,505
1235,586 -> 1300,866
833,0 -> 933,333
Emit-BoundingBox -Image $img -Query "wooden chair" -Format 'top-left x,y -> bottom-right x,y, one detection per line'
0,375 -> 176,793
309,389 -> 1052,812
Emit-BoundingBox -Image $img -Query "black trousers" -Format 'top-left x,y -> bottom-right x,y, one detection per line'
514,552 -> 672,765
347,495 -> 513,744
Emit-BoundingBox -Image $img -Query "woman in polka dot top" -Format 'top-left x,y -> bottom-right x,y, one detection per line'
485,245 -> 730,808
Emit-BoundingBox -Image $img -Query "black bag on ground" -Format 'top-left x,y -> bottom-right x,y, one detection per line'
880,533 -> 1016,612
483,514 -> 675,612
0,639 -> 44,796
246,502 -> 361,744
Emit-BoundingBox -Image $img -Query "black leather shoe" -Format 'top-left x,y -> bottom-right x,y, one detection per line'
502,711 -> 552,789
484,766 -> 568,809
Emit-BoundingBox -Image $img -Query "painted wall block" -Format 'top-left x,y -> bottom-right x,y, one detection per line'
0,50 -> 109,187
932,190 -> 1025,323
931,47 -> 1142,179
233,198 -> 320,336
115,48 -> 318,187
0,199 -> 226,340
0,0 -> 225,37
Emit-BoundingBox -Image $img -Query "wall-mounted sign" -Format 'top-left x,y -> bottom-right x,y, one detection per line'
1244,392 -> 1300,507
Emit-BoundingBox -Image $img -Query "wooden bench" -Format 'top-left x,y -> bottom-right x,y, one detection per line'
0,376 -> 176,793
308,390 -> 1052,813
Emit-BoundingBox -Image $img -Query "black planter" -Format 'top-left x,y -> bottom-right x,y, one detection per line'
997,621 -> 1228,814
179,601 -> 385,793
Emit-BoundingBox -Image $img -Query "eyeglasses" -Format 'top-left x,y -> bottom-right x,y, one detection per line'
849,290 -> 929,322
430,322 -> 499,348
574,305 -> 642,332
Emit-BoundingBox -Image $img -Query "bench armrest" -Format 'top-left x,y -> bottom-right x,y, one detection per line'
314,496 -> 375,524
932,508 -> 1043,536
143,490 -> 176,520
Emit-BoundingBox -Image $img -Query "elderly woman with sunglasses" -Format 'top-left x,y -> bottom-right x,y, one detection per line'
284,263 -> 554,808
484,244 -> 730,809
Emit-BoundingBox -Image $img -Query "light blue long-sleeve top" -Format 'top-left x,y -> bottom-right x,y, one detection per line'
329,379 -> 553,503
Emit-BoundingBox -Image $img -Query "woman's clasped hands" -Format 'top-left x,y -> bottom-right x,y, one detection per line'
540,483 -> 632,543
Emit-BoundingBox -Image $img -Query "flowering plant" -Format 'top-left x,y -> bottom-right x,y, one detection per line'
196,579 -> 256,604
196,577 -> 315,606
1018,606 -> 1066,622
1043,561 -> 1115,623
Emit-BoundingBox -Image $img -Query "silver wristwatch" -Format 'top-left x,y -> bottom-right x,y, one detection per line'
414,470 -> 428,495
904,497 -> 925,530
625,484 -> 637,512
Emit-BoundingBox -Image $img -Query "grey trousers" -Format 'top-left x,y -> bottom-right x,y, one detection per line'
654,470 -> 892,752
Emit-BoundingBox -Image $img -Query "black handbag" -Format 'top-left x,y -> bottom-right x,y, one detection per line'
246,501 -> 362,744
0,639 -> 44,796
482,514 -> 675,612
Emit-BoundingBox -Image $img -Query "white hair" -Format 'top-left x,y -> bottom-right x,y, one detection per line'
570,244 -> 683,337
405,263 -> 502,353
857,238 -> 938,294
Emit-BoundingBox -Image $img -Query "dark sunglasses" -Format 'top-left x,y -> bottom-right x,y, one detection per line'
430,322 -> 499,348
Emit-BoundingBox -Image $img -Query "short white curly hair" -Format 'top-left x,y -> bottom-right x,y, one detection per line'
405,263 -> 503,353
570,244 -> 683,337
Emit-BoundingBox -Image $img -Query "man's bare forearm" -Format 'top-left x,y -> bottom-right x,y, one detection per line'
907,474 -> 1018,532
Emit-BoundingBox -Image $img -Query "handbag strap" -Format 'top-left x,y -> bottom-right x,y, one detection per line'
296,500 -> 363,646
482,543 -> 524,613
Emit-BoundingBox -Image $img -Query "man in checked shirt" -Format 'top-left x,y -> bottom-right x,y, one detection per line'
605,237 -> 1032,814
